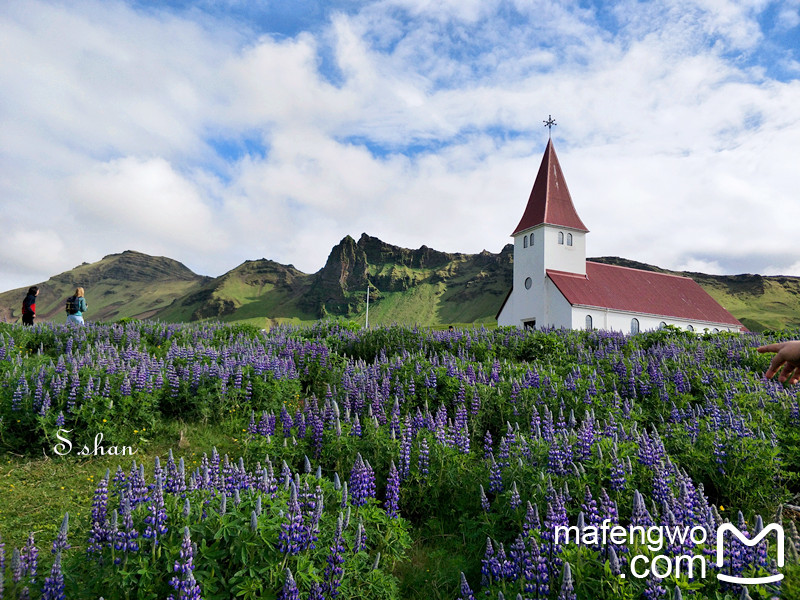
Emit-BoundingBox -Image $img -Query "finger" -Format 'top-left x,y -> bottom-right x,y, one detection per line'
757,344 -> 783,353
779,362 -> 796,382
765,355 -> 786,378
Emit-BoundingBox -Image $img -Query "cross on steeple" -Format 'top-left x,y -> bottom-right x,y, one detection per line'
543,115 -> 557,138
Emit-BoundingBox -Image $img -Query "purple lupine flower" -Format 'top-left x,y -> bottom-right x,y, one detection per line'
143,475 -> 169,546
609,457 -> 626,491
488,454 -> 503,494
458,572 -> 475,600
523,501 -> 540,537
21,532 -> 38,584
41,552 -> 65,600
384,461 -> 400,518
11,548 -> 22,584
509,481 -> 521,510
480,538 -> 495,588
642,572 -> 667,599
354,519 -> 367,554
480,485 -> 491,512
483,430 -> 493,460
557,562 -> 576,600
278,483 -> 305,554
116,493 -> 139,555
349,454 -> 376,507
418,438 -> 430,478
324,515 -> 345,598
278,568 -> 300,600
51,513 -> 70,554
168,527 -> 202,600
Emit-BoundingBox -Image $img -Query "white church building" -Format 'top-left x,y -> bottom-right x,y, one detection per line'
496,140 -> 745,334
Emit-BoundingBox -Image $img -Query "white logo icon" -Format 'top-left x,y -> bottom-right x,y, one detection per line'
716,523 -> 784,585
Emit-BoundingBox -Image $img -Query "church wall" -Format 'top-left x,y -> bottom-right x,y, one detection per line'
544,280 -> 573,328
570,306 -> 742,334
541,227 -> 586,275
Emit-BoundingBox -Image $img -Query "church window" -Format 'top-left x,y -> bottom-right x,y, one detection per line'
523,236 -> 528,248
558,231 -> 564,244
524,319 -> 536,329
686,325 -> 694,332
524,277 -> 533,290
529,233 -> 534,246
712,328 -> 719,333
630,318 -> 639,334
585,315 -> 592,330
567,233 -> 573,246
659,322 -> 667,329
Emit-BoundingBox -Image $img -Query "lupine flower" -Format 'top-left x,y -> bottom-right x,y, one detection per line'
41,552 -> 65,600
168,527 -> 202,600
557,562 -> 576,600
384,460 -> 400,518
417,438 -> 430,478
21,532 -> 38,584
458,572 -> 475,600
51,513 -> 70,554
324,515 -> 345,597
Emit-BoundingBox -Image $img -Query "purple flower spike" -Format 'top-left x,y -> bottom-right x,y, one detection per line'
42,552 -> 65,600
459,572 -> 476,600
278,568 -> 300,600
51,513 -> 70,554
557,562 -> 576,600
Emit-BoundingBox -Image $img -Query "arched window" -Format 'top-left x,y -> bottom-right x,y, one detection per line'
659,321 -> 667,330
567,233 -> 573,246
529,233 -> 534,246
585,315 -> 593,330
712,328 -> 719,333
631,318 -> 639,334
523,236 -> 528,248
686,325 -> 694,332
558,231 -> 564,244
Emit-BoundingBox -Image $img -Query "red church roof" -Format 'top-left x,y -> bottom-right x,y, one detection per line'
547,261 -> 743,327
513,139 -> 588,235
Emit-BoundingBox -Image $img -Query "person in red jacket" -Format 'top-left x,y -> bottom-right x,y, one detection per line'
22,286 -> 39,326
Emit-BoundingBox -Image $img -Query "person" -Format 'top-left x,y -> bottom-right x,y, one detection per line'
757,341 -> 800,385
21,286 -> 39,326
66,287 -> 88,325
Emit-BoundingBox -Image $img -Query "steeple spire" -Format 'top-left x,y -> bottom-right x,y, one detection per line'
512,139 -> 588,235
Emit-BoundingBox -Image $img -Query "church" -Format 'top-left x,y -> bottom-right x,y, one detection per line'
496,139 -> 745,333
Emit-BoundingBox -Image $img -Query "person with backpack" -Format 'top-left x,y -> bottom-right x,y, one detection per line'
22,286 -> 39,326
65,287 -> 88,324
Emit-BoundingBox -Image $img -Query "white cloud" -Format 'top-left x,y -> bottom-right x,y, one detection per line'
68,156 -> 225,248
1,0 -> 800,295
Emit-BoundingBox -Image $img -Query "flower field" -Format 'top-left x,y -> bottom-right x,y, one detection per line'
0,320 -> 799,599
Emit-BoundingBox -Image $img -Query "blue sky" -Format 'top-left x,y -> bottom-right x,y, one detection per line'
2,0 -> 800,292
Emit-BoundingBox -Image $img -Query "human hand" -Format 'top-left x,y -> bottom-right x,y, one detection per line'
757,340 -> 800,384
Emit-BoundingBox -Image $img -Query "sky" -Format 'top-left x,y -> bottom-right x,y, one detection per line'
2,0 -> 800,292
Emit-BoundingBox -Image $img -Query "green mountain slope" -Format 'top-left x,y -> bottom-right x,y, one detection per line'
0,251 -> 209,324
3,239 -> 800,331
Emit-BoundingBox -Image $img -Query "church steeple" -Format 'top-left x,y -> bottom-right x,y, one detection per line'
512,139 -> 588,235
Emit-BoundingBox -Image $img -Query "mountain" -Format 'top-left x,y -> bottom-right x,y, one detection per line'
2,238 -> 800,331
0,251 -> 210,324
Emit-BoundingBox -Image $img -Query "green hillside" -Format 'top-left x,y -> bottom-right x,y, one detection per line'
3,239 -> 800,331
0,251 -> 208,324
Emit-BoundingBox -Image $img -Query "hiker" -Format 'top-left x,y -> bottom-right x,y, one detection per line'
66,287 -> 88,325
757,340 -> 800,385
22,286 -> 39,326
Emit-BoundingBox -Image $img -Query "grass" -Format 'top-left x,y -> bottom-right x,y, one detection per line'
0,420 -> 244,550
